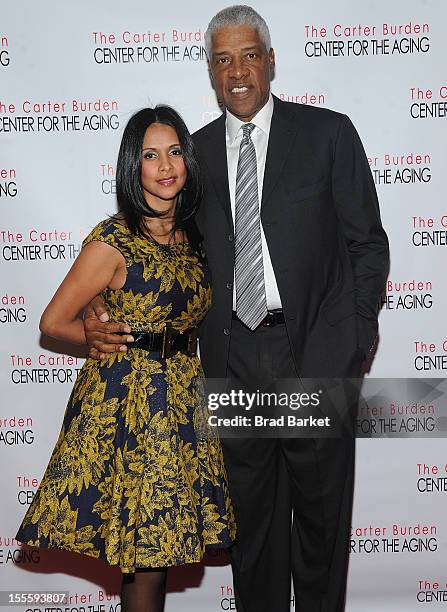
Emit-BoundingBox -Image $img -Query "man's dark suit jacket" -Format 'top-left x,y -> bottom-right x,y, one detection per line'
193,95 -> 389,379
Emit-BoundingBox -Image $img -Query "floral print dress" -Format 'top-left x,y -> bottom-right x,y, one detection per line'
16,219 -> 236,573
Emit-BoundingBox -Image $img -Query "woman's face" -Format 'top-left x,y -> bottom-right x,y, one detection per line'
140,122 -> 187,212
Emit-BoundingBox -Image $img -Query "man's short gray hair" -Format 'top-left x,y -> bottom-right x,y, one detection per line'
204,5 -> 271,58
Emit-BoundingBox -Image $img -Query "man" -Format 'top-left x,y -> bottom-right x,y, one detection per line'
85,6 -> 389,611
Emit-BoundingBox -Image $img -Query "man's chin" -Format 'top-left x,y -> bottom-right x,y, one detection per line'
225,101 -> 257,121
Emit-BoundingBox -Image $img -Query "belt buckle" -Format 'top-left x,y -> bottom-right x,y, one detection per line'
186,328 -> 198,356
261,311 -> 276,327
161,326 -> 173,358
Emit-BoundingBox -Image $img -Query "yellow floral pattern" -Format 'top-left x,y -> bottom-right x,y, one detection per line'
16,218 -> 236,572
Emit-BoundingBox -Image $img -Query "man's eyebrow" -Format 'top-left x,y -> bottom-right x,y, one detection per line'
213,45 -> 263,56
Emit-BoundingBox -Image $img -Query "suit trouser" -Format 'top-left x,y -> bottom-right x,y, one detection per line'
221,318 -> 356,612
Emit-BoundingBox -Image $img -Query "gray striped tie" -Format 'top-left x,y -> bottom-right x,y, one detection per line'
235,123 -> 268,330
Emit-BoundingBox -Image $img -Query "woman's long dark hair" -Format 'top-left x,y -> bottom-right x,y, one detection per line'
116,106 -> 203,255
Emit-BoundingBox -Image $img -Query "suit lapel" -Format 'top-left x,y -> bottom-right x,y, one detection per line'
201,96 -> 299,223
261,95 -> 299,209
202,113 -> 233,230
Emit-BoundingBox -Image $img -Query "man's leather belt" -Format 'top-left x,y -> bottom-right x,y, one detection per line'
232,309 -> 285,328
127,327 -> 198,358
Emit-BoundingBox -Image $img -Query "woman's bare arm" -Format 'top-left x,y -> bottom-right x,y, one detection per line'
40,241 -> 125,346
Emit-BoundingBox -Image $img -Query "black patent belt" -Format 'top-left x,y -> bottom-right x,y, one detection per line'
232,309 -> 285,328
127,327 -> 198,358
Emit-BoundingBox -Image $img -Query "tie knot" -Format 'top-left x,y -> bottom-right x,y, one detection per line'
241,123 -> 255,139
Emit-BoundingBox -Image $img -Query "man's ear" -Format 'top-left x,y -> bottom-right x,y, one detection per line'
269,48 -> 276,81
208,64 -> 217,95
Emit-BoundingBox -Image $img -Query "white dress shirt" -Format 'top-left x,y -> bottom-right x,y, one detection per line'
226,94 -> 282,310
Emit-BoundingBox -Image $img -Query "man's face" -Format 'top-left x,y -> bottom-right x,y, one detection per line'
209,25 -> 275,122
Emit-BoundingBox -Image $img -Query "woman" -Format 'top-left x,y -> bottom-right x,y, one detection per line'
16,106 -> 236,612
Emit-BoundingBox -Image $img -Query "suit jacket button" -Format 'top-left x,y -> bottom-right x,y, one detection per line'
226,282 -> 233,290
223,328 -> 230,335
228,234 -> 234,241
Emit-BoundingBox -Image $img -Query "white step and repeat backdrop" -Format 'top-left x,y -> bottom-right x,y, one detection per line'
1,0 -> 446,610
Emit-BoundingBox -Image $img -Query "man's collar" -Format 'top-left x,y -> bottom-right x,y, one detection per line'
226,93 -> 274,144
